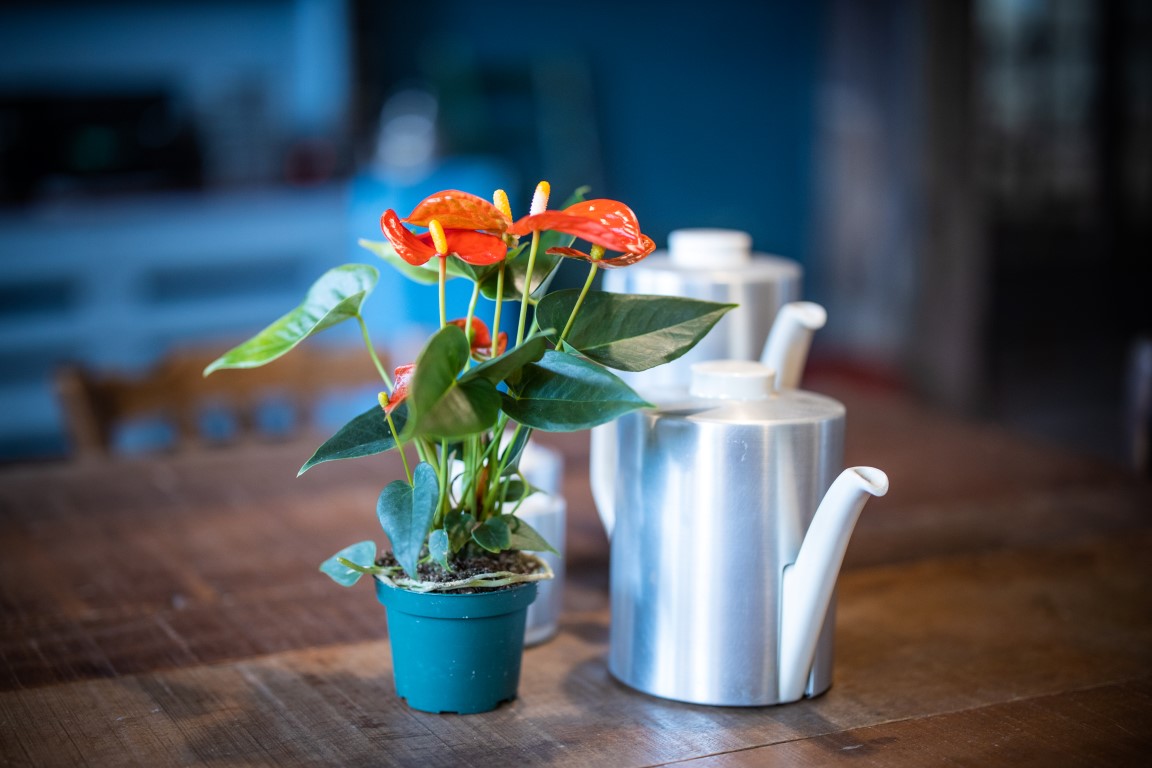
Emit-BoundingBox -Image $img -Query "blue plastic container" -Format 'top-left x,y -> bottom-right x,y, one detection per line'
374,579 -> 538,714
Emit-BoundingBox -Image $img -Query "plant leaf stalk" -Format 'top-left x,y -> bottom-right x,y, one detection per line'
357,314 -> 411,484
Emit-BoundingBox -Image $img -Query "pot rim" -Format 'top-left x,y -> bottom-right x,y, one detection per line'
374,552 -> 553,594
374,572 -> 541,618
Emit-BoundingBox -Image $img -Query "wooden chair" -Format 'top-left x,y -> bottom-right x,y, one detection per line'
55,344 -> 388,460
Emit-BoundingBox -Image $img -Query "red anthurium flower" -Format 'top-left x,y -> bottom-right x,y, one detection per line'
508,199 -> 656,267
380,210 -> 507,266
449,317 -> 507,358
405,190 -> 512,235
545,240 -> 656,268
381,363 -> 415,414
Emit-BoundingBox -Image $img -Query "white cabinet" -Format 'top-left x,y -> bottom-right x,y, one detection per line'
0,186 -> 348,458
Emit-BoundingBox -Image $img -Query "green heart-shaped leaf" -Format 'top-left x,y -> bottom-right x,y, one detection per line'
461,331 -> 550,387
319,540 -> 378,587
404,325 -> 501,440
506,515 -> 557,554
444,510 -> 475,553
204,264 -> 379,374
560,186 -> 592,208
471,515 -> 511,553
428,528 -> 451,570
358,239 -> 439,284
414,378 -> 502,440
298,403 -> 407,476
499,479 -> 537,502
501,350 -> 651,431
537,291 -> 736,372
498,428 -> 533,476
376,462 -> 438,578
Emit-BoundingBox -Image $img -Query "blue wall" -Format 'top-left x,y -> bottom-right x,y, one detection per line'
0,0 -> 828,459
376,0 -> 826,264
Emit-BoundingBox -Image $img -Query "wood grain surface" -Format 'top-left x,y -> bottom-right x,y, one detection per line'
2,374 -> 1150,766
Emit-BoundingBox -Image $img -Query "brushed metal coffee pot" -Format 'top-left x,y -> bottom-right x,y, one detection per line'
591,304 -> 888,706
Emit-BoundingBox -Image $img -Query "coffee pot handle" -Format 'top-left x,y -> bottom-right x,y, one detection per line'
590,422 -> 616,538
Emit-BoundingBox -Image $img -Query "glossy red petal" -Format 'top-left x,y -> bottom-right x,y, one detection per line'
449,317 -> 493,348
545,233 -> 656,268
406,190 -> 511,233
380,210 -> 436,265
599,234 -> 657,268
447,318 -> 506,358
443,230 -> 507,265
544,246 -> 591,259
385,363 -> 416,413
509,199 -> 647,253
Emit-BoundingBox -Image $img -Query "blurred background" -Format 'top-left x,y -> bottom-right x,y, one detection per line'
0,0 -> 1148,467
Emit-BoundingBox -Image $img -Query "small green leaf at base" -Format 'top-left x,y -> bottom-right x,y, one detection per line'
506,515 -> 557,554
376,462 -> 439,578
319,541 -> 378,586
444,510 -> 475,553
428,528 -> 451,570
467,514 -> 555,555
471,516 -> 511,553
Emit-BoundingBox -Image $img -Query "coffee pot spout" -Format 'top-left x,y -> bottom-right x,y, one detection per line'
778,466 -> 889,702
760,302 -> 827,390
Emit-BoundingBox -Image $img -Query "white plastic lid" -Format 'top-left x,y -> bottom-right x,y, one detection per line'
689,360 -> 776,400
668,228 -> 753,268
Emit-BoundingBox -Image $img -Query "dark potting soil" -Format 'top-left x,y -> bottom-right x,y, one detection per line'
375,549 -> 542,594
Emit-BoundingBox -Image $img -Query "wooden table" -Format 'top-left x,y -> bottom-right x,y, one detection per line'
2,374 -> 1151,766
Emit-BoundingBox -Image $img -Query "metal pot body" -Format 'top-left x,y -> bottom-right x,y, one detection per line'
608,390 -> 845,705
603,252 -> 801,393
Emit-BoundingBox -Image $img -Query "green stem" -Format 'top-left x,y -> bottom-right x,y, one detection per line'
481,417 -> 508,468
438,256 -> 448,328
515,231 -> 541,346
420,438 -> 440,475
462,435 -> 477,518
491,262 -> 506,357
463,281 -> 480,369
387,411 -> 412,484
484,421 -> 526,513
358,314 -> 410,482
526,295 -> 543,338
464,281 -> 480,332
435,439 -> 449,527
357,315 -> 392,390
558,262 -> 600,345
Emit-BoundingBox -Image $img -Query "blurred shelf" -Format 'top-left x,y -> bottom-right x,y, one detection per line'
0,185 -> 349,460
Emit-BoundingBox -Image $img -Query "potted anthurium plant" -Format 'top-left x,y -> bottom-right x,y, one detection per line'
204,181 -> 733,714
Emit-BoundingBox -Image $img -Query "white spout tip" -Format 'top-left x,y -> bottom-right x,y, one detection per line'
849,466 -> 889,497
784,302 -> 828,330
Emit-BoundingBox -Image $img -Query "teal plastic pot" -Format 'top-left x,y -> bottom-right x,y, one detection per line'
374,578 -> 539,714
